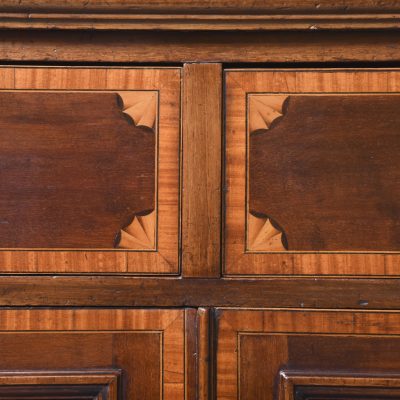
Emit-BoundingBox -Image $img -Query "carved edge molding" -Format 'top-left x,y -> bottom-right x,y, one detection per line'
0,12 -> 400,31
0,369 -> 121,400
116,91 -> 157,250
278,370 -> 400,400
247,95 -> 288,252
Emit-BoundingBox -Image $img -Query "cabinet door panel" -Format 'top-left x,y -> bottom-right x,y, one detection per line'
216,309 -> 400,400
225,69 -> 400,276
0,308 -> 188,400
0,66 -> 180,274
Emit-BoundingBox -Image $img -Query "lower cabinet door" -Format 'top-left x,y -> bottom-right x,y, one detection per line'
0,308 -> 191,400
216,308 -> 400,400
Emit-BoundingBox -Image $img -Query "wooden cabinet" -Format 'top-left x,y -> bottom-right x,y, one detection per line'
225,69 -> 400,277
1,2 -> 400,399
216,309 -> 400,400
0,66 -> 181,275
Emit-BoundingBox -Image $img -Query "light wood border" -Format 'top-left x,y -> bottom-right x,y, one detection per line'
216,308 -> 400,400
0,308 -> 185,400
225,68 -> 400,276
0,66 -> 181,274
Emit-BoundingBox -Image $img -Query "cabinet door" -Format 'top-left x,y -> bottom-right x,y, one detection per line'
0,308 -> 190,399
225,68 -> 400,276
0,66 -> 180,274
216,308 -> 400,400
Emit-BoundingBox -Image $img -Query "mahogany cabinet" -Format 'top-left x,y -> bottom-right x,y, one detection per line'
0,1 -> 400,399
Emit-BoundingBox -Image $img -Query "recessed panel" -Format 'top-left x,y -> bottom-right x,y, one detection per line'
216,309 -> 400,400
248,94 -> 400,252
0,308 -> 186,400
0,67 -> 180,274
225,69 -> 400,275
0,91 -> 155,249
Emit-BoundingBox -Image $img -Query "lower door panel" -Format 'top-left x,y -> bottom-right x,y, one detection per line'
0,308 -> 189,400
216,309 -> 400,400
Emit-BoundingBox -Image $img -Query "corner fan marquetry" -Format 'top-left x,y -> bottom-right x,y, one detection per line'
249,95 -> 288,133
118,212 -> 156,250
247,213 -> 285,252
247,95 -> 288,252
116,92 -> 157,250
119,91 -> 157,129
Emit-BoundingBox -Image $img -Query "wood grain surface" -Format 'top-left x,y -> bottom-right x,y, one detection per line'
182,63 -> 222,277
249,94 -> 400,251
0,0 -> 399,31
1,12 -> 400,31
0,91 -> 154,249
0,276 -> 398,309
216,309 -> 400,400
0,308 -> 186,400
0,370 -> 121,400
0,67 -> 180,274
280,371 -> 400,400
0,31 -> 400,64
225,69 -> 400,276
0,0 -> 397,12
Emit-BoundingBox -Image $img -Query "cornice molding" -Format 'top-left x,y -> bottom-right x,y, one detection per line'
1,11 -> 400,30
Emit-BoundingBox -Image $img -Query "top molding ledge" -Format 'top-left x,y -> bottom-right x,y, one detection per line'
1,0 -> 400,30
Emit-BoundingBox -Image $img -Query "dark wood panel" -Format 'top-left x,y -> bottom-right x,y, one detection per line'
240,335 -> 288,400
0,91 -> 154,249
250,95 -> 400,251
0,277 -> 399,308
113,333 -> 161,400
0,333 -> 114,369
287,335 -> 400,371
